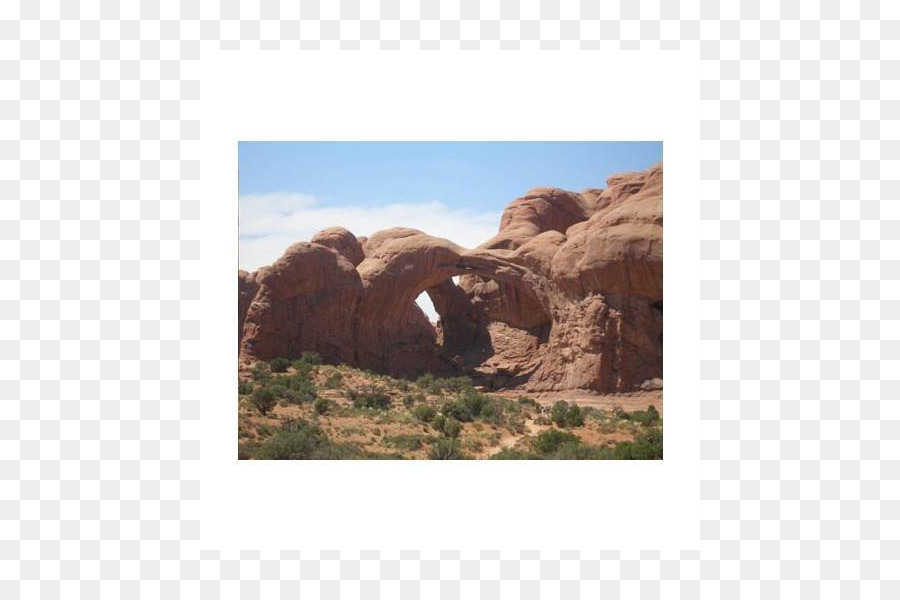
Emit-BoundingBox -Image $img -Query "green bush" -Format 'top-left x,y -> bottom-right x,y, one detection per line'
566,403 -> 585,427
550,442 -> 614,460
517,396 -> 540,410
313,398 -> 330,415
458,389 -> 487,417
479,399 -> 503,424
412,404 -> 437,422
442,376 -> 473,392
613,428 -> 663,459
441,399 -> 473,422
415,374 -> 473,394
250,387 -> 277,415
269,357 -> 291,373
443,418 -> 462,438
415,373 -> 436,392
627,405 -> 661,426
253,419 -> 372,460
250,363 -> 270,381
268,374 -> 317,404
431,414 -> 446,432
428,438 -> 464,459
238,380 -> 253,395
550,401 -> 585,428
535,429 -> 581,454
324,371 -> 343,389
351,387 -> 391,410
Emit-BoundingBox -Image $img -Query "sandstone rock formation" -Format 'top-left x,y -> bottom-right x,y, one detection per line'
239,163 -> 662,393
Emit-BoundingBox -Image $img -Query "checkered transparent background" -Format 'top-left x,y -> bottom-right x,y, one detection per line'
1,1 -> 897,597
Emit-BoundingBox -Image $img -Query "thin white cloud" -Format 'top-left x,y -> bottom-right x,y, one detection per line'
238,193 -> 502,273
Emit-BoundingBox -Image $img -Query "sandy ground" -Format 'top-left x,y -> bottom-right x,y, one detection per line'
492,388 -> 663,416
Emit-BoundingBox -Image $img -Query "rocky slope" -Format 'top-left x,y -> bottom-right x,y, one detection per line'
238,163 -> 662,393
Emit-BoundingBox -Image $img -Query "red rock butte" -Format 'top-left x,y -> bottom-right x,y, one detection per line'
239,162 -> 662,393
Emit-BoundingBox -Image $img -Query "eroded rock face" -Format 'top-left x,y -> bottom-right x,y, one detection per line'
238,163 -> 663,392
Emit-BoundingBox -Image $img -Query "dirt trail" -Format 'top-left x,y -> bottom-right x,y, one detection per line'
480,416 -> 549,458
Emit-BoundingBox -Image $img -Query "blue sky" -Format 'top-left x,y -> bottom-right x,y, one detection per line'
239,141 -> 662,210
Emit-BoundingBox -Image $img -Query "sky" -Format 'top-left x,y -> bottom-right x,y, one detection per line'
239,141 -> 663,321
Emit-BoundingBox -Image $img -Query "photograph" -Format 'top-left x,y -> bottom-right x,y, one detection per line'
237,141 -> 663,459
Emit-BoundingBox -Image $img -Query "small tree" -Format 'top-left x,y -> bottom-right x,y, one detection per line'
251,387 -> 277,416
313,398 -> 330,415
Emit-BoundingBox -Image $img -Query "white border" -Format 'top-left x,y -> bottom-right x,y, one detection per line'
200,49 -> 700,552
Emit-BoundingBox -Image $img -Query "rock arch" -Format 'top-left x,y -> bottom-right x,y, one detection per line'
239,162 -> 663,393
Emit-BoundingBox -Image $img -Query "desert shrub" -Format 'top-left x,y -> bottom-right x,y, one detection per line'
395,378 -> 410,392
412,404 -> 437,422
580,406 -> 605,421
324,371 -> 343,389
479,399 -> 503,424
517,396 -> 540,410
535,429 -> 581,454
383,434 -> 424,451
415,373 -> 436,392
550,401 -> 569,427
269,357 -> 291,373
431,414 -> 446,432
441,398 -> 474,422
255,420 -> 373,460
443,417 -> 462,438
250,387 -> 277,415
255,420 -> 322,458
506,414 -> 527,434
566,403 -> 585,427
351,387 -> 391,410
250,363 -> 270,381
534,415 -> 552,426
313,398 -> 330,415
238,380 -> 253,395
627,405 -> 661,426
489,448 -> 542,460
415,373 -> 473,394
458,389 -> 488,418
268,375 -> 317,404
614,428 -> 663,459
550,401 -> 584,428
428,438 -> 464,460
442,376 -> 473,392
550,442 -> 614,460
